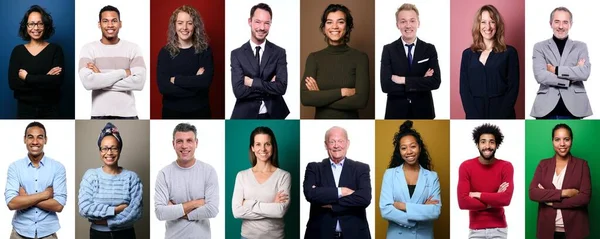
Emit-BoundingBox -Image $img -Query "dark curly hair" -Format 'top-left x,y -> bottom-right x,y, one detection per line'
552,123 -> 573,140
19,5 -> 55,41
388,120 -> 433,170
319,4 -> 354,45
472,123 -> 504,147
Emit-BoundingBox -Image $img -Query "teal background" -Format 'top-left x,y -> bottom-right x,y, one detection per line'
525,120 -> 600,238
225,120 -> 300,239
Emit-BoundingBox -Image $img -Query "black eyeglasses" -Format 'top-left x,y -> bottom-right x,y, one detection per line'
26,22 -> 44,29
100,147 -> 119,153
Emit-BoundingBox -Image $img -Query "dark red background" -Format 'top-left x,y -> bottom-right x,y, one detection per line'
150,0 -> 225,119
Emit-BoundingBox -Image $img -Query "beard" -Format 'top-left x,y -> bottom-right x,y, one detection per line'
479,148 -> 496,160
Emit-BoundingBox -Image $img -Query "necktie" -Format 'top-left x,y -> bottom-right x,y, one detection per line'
406,43 -> 414,71
255,46 -> 261,72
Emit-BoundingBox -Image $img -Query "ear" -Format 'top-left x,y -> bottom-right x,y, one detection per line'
98,22 -> 101,29
195,138 -> 198,147
248,18 -> 252,27
23,136 -> 27,144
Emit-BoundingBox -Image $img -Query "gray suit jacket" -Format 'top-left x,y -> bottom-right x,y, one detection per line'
531,38 -> 592,117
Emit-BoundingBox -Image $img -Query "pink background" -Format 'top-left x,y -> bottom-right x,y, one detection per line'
450,0 -> 525,119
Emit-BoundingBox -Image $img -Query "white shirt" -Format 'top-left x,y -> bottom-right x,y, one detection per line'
401,37 -> 417,59
330,158 -> 346,232
552,164 -> 567,231
249,40 -> 267,114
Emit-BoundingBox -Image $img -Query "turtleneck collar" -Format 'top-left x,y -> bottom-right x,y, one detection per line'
325,44 -> 350,54
553,35 -> 568,56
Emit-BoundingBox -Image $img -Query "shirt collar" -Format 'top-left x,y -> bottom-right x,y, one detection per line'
24,154 -> 47,167
329,158 -> 346,167
249,40 -> 266,52
401,37 -> 418,47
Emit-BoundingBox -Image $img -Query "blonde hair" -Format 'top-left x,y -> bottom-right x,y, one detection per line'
395,3 -> 420,21
165,5 -> 209,58
470,5 -> 506,53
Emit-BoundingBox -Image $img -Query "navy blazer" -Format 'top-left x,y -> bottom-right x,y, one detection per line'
529,156 -> 591,239
459,46 -> 519,119
303,158 -> 372,239
230,40 -> 290,119
379,165 -> 441,238
380,38 -> 441,119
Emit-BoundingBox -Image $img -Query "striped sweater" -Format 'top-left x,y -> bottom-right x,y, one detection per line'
78,167 -> 143,231
78,40 -> 146,117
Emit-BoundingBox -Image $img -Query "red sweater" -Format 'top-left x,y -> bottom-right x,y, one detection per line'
457,157 -> 514,229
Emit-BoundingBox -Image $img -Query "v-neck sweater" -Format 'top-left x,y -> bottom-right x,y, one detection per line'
231,168 -> 291,239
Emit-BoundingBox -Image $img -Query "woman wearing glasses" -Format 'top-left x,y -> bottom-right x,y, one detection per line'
232,126 -> 291,239
8,5 -> 65,119
78,122 -> 143,239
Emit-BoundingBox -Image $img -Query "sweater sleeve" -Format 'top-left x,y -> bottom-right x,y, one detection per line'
8,46 -> 30,92
187,164 -> 219,220
459,50 -> 479,118
245,171 -> 291,219
328,51 -> 370,110
156,48 -> 196,97
379,169 -> 416,228
300,53 -> 345,107
154,169 -> 185,221
232,171 -> 266,220
173,46 -> 214,91
24,44 -> 65,90
108,172 -> 143,229
78,45 -> 127,90
78,170 -> 116,219
104,45 -> 146,91
499,47 -> 520,118
479,162 -> 514,207
457,162 -> 488,210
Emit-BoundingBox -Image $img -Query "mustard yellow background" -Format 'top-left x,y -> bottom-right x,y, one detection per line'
375,120 -> 450,238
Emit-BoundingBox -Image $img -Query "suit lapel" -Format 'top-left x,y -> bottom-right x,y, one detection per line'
560,39 -> 574,66
243,42 -> 259,73
546,39 -> 561,66
259,41 -> 272,78
563,156 -> 577,188
338,158 -> 351,187
412,38 -> 426,65
395,39 -> 408,64
411,166 -> 427,203
322,159 -> 337,187
397,165 -> 410,202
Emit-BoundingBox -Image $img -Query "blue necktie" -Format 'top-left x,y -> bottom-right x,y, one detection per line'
406,43 -> 414,72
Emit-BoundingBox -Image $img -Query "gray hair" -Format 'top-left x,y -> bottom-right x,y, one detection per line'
172,123 -> 197,139
550,7 -> 572,23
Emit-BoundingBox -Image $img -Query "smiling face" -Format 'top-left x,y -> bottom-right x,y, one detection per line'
477,133 -> 497,161
399,135 -> 420,166
251,133 -> 273,163
396,10 -> 419,43
479,10 -> 496,42
324,10 -> 346,45
325,127 -> 349,162
248,8 -> 271,44
175,11 -> 193,44
99,136 -> 120,167
551,10 -> 571,40
173,131 -> 197,163
24,126 -> 46,159
98,10 -> 121,44
26,11 -> 44,41
553,128 -> 572,157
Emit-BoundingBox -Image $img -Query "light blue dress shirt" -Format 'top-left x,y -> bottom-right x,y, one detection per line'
330,158 -> 346,233
4,156 -> 67,238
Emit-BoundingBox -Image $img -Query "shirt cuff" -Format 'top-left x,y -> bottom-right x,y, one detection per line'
337,188 -> 342,198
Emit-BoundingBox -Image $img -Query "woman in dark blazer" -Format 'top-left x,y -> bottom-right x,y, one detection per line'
529,123 -> 591,239
459,4 -> 519,119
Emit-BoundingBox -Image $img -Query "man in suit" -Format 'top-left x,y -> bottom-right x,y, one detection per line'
531,7 -> 592,119
230,3 -> 290,119
380,3 -> 441,119
303,126 -> 371,239
457,123 -> 514,239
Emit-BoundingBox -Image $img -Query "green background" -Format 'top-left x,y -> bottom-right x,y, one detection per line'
225,120 -> 300,239
525,120 -> 600,238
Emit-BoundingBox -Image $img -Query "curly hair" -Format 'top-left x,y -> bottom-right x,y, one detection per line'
19,5 -> 55,41
388,120 -> 433,170
165,5 -> 209,58
470,4 -> 506,53
472,123 -> 504,147
249,126 -> 279,167
319,4 -> 354,45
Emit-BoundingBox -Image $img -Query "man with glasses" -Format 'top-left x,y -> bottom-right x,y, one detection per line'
302,126 -> 372,239
5,122 -> 67,239
154,123 -> 219,238
78,5 -> 146,119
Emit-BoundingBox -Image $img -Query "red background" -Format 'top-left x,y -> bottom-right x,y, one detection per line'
150,0 -> 225,119
450,0 -> 526,119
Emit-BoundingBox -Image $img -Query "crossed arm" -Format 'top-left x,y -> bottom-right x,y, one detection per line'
529,161 -> 591,209
232,171 -> 291,219
78,46 -> 146,92
5,164 -> 67,212
8,46 -> 65,92
457,163 -> 514,210
380,45 -> 440,94
231,49 -> 288,100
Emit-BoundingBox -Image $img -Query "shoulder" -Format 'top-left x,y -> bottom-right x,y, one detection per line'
536,158 -> 553,167
496,159 -> 514,170
235,168 -> 252,178
504,45 -> 518,54
462,47 -> 474,57
278,168 -> 291,178
571,40 -> 588,50
571,156 -> 590,166
459,158 -> 477,169
267,41 -> 285,52
231,42 -> 247,54
45,157 -> 66,170
348,47 -> 368,58
122,169 -> 141,182
82,168 -> 100,180
196,160 -> 217,173
383,167 -> 398,178
47,42 -> 62,51
417,38 -> 436,48
347,158 -> 370,170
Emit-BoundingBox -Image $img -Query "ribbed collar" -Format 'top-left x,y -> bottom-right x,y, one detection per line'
325,44 -> 350,54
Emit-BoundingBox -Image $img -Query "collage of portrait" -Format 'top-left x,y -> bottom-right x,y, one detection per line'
0,0 -> 597,239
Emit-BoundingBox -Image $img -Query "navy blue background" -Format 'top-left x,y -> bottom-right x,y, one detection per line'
0,0 -> 75,118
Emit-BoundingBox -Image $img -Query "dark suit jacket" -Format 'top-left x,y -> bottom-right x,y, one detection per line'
230,40 -> 290,119
380,38 -> 441,119
529,156 -> 591,239
459,46 -> 519,119
303,158 -> 371,239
